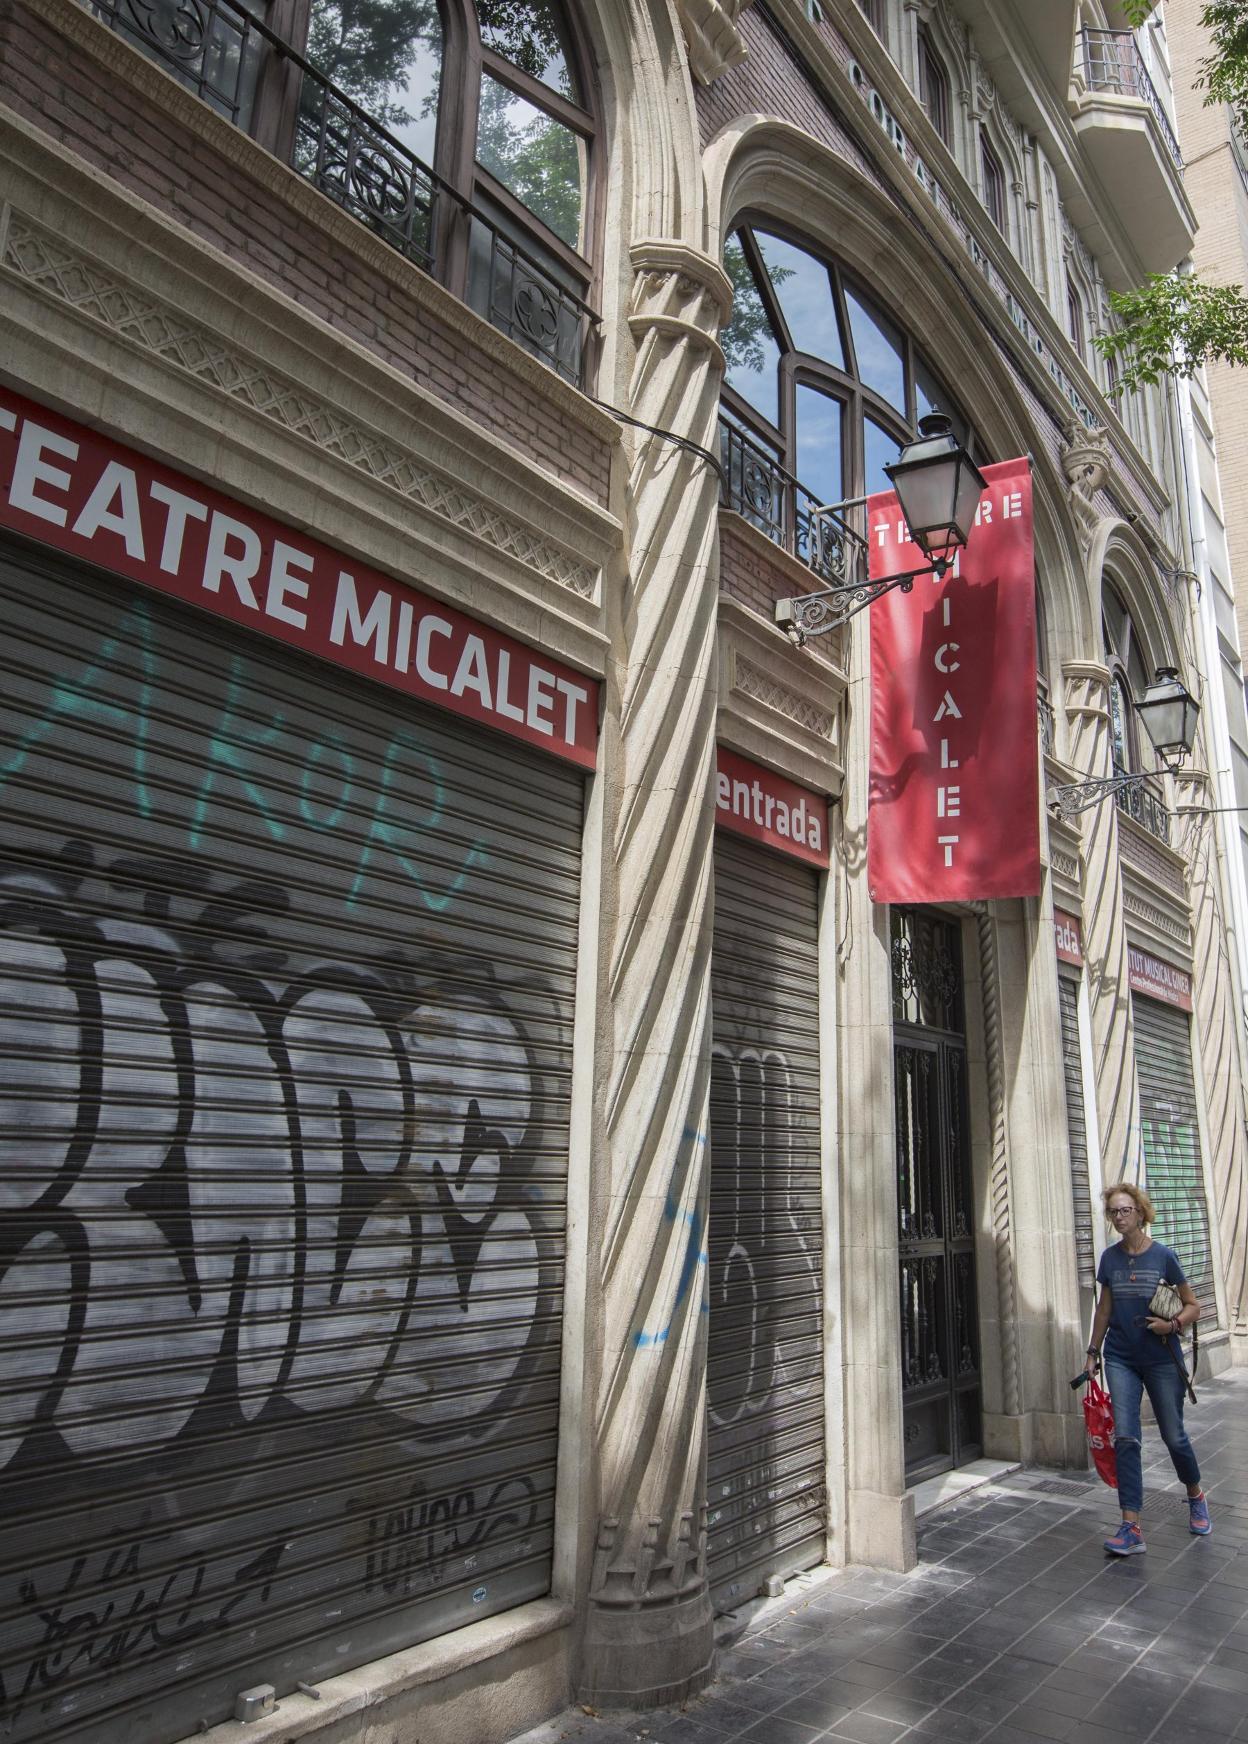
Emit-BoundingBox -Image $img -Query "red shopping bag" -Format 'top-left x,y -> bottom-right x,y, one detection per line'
1083,1375 -> 1117,1487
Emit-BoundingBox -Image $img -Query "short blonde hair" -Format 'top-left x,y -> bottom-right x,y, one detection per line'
1103,1181 -> 1156,1225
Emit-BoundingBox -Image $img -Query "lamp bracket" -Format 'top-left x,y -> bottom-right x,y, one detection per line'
775,564 -> 942,644
1046,765 -> 1191,819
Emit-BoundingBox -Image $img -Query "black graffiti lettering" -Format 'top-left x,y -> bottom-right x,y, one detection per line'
352,1477 -> 539,1598
0,1539 -> 285,1727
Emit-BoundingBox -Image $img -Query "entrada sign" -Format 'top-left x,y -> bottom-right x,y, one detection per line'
866,456 -> 1039,904
0,390 -> 599,768
715,748 -> 830,868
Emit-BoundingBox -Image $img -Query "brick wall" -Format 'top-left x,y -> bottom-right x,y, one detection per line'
0,1 -> 613,507
696,5 -> 871,174
719,514 -> 845,668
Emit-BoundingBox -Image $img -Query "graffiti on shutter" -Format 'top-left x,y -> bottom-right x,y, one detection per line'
1133,994 -> 1217,1323
0,552 -> 580,1742
707,836 -> 824,1611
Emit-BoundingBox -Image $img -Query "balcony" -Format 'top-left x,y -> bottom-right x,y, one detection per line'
84,0 -> 597,388
718,418 -> 859,591
1068,29 -> 1196,275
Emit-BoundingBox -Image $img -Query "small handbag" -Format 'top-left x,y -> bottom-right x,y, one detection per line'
1149,1278 -> 1199,1403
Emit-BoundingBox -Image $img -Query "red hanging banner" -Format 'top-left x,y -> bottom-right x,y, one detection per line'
867,456 -> 1040,905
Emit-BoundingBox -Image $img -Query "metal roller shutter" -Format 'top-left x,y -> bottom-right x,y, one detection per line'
1133,994 -> 1218,1322
707,834 -> 824,1612
0,545 -> 582,1744
1057,976 -> 1095,1288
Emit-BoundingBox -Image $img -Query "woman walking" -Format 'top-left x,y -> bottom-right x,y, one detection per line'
1085,1182 -> 1209,1554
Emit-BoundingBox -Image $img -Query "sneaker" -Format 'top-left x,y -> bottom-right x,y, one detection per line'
1189,1493 -> 1212,1536
1104,1521 -> 1146,1555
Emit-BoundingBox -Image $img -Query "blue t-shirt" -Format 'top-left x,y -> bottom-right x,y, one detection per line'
1096,1239 -> 1186,1369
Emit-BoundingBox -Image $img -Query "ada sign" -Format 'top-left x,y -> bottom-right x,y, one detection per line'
715,748 -> 829,868
0,388 -> 598,768
1054,909 -> 1083,967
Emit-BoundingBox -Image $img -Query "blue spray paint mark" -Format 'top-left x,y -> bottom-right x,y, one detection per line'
189,656 -> 287,848
345,728 -> 487,913
0,598 -> 156,817
633,1126 -> 710,1349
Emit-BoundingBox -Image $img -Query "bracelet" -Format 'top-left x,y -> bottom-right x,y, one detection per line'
1086,1346 -> 1101,1356
1171,1316 -> 1182,1335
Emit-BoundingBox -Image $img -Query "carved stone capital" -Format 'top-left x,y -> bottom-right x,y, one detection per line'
628,242 -> 734,362
674,0 -> 754,85
1061,420 -> 1112,562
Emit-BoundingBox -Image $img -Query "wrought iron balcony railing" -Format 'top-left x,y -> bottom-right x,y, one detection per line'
1080,28 -> 1183,169
1113,760 -> 1171,845
86,0 -> 598,387
1038,687 -> 1056,757
718,418 -> 858,588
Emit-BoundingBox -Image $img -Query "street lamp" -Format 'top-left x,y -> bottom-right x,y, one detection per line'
884,413 -> 988,578
775,413 -> 987,645
1048,667 -> 1201,820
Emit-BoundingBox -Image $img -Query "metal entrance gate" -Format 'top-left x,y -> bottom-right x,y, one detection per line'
1134,994 -> 1217,1323
892,910 -> 982,1484
707,835 -> 824,1611
0,546 -> 582,1743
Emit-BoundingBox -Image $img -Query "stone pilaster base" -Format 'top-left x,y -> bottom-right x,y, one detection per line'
576,1584 -> 715,1710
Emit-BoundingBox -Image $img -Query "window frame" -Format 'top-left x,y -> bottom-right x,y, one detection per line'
721,220 -> 978,513
979,131 -> 1007,233
918,25 -> 952,148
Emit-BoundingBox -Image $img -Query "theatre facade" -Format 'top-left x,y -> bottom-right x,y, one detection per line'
0,0 -> 1246,1741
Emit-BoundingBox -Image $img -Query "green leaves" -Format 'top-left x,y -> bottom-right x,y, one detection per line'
1094,273 -> 1248,390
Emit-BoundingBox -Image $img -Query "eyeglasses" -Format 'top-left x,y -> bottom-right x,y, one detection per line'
1107,1206 -> 1138,1218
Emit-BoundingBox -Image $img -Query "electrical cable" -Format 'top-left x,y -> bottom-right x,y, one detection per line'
588,398 -> 727,488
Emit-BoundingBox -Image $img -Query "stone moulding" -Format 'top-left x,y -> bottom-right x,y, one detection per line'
716,595 -> 846,795
2,213 -> 601,601
675,0 -> 755,85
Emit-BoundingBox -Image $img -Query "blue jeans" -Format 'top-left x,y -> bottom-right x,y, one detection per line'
1105,1355 -> 1201,1514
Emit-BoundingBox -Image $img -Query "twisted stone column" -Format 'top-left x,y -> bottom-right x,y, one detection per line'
577,242 -> 731,1708
1175,771 -> 1248,1335
1061,660 -> 1141,1185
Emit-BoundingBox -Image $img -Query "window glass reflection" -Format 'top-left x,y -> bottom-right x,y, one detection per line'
846,285 -> 906,411
796,385 -> 844,509
309,0 -> 444,165
476,0 -> 578,99
477,73 -> 584,246
915,358 -> 969,447
722,237 -> 782,423
755,233 -> 845,368
865,417 -> 901,498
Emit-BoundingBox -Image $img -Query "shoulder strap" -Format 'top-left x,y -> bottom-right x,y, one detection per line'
1166,1335 -> 1197,1406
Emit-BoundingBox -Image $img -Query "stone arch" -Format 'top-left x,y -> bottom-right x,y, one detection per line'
1092,520 -> 1189,690
704,114 -> 1092,680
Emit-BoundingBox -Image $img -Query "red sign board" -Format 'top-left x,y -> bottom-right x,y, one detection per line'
867,457 -> 1040,904
1055,909 -> 1084,967
0,389 -> 598,768
715,748 -> 829,868
1129,944 -> 1192,1012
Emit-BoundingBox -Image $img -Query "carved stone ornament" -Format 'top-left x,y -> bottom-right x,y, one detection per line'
1061,419 -> 1111,563
674,0 -> 755,84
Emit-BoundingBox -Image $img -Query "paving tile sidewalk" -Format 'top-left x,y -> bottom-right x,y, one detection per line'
511,1366 -> 1248,1744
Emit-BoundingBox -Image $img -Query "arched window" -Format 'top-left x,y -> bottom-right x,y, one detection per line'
979,131 -> 1006,232
299,0 -> 599,380
718,225 -> 978,571
1102,584 -> 1170,838
1067,280 -> 1086,360
856,0 -> 885,37
918,26 -> 951,147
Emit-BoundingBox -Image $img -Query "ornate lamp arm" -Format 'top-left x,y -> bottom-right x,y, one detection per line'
1047,771 -> 1160,819
775,565 -> 942,645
